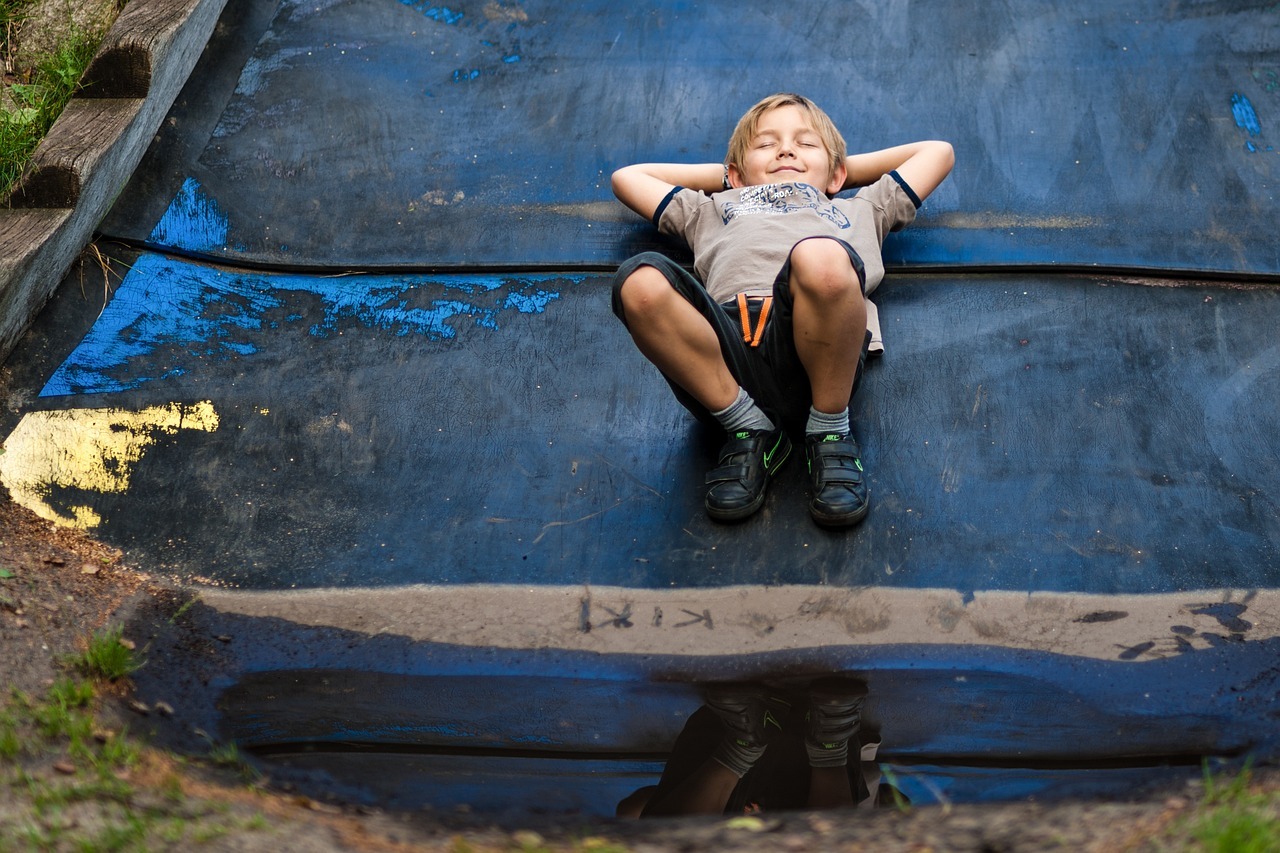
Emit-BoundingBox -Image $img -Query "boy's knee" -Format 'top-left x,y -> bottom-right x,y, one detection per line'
618,265 -> 676,315
789,240 -> 864,302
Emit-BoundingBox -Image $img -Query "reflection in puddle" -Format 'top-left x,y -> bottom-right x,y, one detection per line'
618,679 -> 890,818
0,401 -> 219,529
227,670 -> 1213,818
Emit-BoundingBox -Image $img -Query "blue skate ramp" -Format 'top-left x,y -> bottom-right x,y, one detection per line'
2,254 -> 1278,593
1,0 -> 1278,818
98,0 -> 1280,275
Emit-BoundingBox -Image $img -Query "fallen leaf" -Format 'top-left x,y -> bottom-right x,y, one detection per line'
53,761 -> 76,775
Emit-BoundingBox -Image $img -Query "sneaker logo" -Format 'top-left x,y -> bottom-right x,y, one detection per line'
735,430 -> 751,440
822,434 -> 843,442
855,459 -> 863,472
763,442 -> 780,467
763,710 -> 783,731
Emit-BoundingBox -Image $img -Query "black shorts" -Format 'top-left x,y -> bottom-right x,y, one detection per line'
611,240 -> 871,436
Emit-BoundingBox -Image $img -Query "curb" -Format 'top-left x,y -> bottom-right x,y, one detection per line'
0,0 -> 229,363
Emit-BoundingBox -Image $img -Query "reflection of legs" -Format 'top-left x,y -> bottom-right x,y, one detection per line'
639,759 -> 741,817
804,678 -> 867,809
641,685 -> 791,817
808,766 -> 856,809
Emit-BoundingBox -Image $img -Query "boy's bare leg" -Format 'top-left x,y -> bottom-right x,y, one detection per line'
618,265 -> 739,412
787,238 -> 867,413
787,238 -> 870,526
619,264 -> 789,523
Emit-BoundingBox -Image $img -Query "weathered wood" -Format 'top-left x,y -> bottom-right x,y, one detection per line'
6,100 -> 140,209
0,0 -> 230,362
81,45 -> 151,99
82,0 -> 219,98
0,209 -> 75,351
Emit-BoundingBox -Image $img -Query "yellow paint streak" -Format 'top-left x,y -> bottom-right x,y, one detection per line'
933,212 -> 1099,230
0,401 -> 219,530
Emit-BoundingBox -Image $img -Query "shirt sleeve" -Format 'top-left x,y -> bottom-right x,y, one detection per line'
852,173 -> 919,237
656,186 -> 708,242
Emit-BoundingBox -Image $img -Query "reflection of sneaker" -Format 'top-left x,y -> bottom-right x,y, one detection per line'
706,683 -> 791,777
805,678 -> 867,767
805,433 -> 869,528
705,428 -> 792,522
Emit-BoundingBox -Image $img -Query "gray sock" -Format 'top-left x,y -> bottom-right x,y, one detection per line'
712,387 -> 775,434
806,406 -> 849,438
711,737 -> 767,778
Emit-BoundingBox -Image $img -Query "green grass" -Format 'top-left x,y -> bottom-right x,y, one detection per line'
1,0 -> 109,195
70,623 -> 141,681
1183,763 -> 1280,853
0,673 -> 274,850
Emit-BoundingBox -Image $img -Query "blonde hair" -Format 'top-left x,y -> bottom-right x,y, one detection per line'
725,93 -> 847,178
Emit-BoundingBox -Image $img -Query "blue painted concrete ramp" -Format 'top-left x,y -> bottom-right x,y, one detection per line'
2,0 -> 1279,816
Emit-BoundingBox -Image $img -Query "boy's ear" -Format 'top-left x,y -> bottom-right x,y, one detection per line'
826,161 -> 848,195
727,163 -> 743,189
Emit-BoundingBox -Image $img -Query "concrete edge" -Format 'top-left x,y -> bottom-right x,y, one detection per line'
0,0 -> 230,362
196,584 -> 1277,662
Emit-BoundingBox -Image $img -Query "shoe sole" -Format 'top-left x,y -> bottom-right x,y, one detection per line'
705,440 -> 792,523
809,490 -> 870,529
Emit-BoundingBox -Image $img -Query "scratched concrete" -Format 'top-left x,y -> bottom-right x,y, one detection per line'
1,0 -> 1278,817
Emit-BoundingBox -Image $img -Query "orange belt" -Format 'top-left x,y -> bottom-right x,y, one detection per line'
736,293 -> 773,348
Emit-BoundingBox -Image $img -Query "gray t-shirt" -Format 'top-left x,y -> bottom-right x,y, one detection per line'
656,172 -> 920,352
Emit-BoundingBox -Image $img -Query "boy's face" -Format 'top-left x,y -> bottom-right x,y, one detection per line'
728,105 -> 846,194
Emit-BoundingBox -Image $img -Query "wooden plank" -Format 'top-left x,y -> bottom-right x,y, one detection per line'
0,0 -> 230,362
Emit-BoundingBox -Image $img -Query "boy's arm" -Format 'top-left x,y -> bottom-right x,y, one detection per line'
611,163 -> 725,222
842,141 -> 955,203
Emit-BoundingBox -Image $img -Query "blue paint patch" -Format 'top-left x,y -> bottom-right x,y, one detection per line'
452,68 -> 481,81
149,177 -> 229,253
398,0 -> 463,25
40,254 -> 573,398
503,54 -> 521,63
1232,93 -> 1261,136
503,289 -> 559,313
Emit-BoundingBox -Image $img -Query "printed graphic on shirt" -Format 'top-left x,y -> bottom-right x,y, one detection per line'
720,183 -> 850,229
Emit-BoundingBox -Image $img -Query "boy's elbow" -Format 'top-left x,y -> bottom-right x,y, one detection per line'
610,166 -> 636,198
932,141 -> 956,178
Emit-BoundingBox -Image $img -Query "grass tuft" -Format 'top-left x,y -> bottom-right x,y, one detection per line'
72,624 -> 141,681
1182,762 -> 1280,853
1,1 -> 110,195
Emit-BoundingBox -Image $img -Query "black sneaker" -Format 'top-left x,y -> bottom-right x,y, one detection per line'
704,428 -> 792,522
805,433 -> 869,528
805,677 -> 867,768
